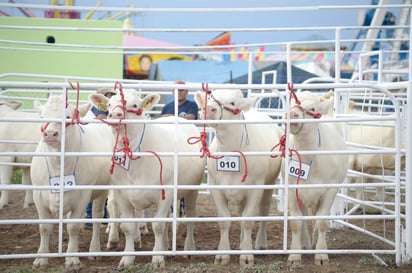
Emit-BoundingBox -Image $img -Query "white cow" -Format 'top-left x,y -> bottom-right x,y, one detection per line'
347,111 -> 402,202
194,89 -> 283,266
322,91 -> 403,202
0,98 -> 41,210
104,189 -> 149,250
90,89 -> 205,269
282,91 -> 348,266
30,95 -> 113,271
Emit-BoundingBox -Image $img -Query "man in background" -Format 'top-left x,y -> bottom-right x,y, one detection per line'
161,81 -> 198,217
161,80 -> 198,120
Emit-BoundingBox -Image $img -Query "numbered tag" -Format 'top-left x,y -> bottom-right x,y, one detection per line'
288,159 -> 310,180
216,156 -> 240,172
50,175 -> 76,194
114,154 -> 130,170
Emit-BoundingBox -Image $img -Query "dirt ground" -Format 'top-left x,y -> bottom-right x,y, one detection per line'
1,190 -> 412,273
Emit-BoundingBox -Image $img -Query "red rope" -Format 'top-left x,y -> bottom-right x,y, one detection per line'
231,150 -> 248,182
108,82 -> 165,200
187,83 -> 222,159
187,132 -> 222,160
146,150 -> 165,200
270,83 -> 304,210
68,82 -> 88,126
186,83 -> 248,182
41,82 -> 88,133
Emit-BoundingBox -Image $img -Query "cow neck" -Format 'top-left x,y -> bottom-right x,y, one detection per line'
291,128 -> 321,164
117,120 -> 146,153
46,124 -> 83,177
133,123 -> 146,153
215,113 -> 249,151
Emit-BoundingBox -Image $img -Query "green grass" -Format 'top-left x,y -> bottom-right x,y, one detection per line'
12,170 -> 22,184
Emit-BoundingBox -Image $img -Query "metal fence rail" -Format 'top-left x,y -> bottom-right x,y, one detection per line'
0,1 -> 410,268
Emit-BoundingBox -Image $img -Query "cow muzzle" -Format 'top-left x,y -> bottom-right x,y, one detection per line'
42,130 -> 59,143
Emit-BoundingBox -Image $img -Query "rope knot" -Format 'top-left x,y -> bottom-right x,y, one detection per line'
271,134 -> 287,158
202,82 -> 212,94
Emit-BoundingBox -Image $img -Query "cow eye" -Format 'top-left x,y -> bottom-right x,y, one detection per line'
66,116 -> 71,119
132,104 -> 138,108
230,102 -> 235,106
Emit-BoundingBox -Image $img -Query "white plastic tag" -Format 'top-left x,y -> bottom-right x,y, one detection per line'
50,174 -> 76,194
288,159 -> 310,180
114,154 -> 130,170
216,156 -> 240,172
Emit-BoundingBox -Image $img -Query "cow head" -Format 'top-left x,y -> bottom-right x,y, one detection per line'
288,91 -> 332,134
0,98 -> 23,110
194,89 -> 256,122
37,95 -> 90,145
96,89 -> 160,121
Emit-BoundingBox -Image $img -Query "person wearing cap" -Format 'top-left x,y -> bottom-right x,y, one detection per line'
160,81 -> 198,120
161,81 -> 198,217
85,88 -> 116,227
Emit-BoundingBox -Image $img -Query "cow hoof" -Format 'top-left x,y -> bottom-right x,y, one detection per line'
106,241 -> 119,250
214,254 -> 230,265
152,256 -> 166,268
240,254 -> 254,266
33,258 -> 48,269
286,255 -> 301,267
314,254 -> 329,266
87,255 -> 102,261
118,256 -> 135,268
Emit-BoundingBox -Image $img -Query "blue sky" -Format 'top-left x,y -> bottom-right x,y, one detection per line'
1,0 -> 404,49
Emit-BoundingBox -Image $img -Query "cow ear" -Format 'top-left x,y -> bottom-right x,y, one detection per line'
240,97 -> 257,112
78,103 -> 92,117
320,90 -> 334,102
194,91 -> 205,109
89,94 -> 109,107
33,100 -> 43,113
319,95 -> 334,115
4,99 -> 22,110
142,94 -> 160,110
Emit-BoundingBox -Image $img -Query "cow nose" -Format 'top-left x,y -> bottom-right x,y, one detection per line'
42,130 -> 59,143
108,111 -> 123,119
205,105 -> 216,113
43,130 -> 58,138
290,111 -> 300,119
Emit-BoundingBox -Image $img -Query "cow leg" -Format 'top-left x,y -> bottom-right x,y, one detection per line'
22,168 -> 34,208
133,209 -> 143,249
255,188 -> 274,250
118,203 -> 137,268
32,191 -> 52,269
211,189 -> 231,265
183,190 -> 198,256
287,190 -> 304,266
106,191 -> 120,250
0,163 -> 13,210
355,175 -> 364,201
151,199 -> 172,268
313,189 -> 337,266
138,208 -> 149,235
65,222 -> 82,270
88,195 -> 105,258
287,218 -> 303,266
239,190 -> 263,266
33,222 -> 53,269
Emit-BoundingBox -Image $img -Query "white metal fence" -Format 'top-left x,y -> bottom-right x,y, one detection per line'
0,1 -> 411,268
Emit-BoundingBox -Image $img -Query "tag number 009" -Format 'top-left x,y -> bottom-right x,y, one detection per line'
289,166 -> 305,177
